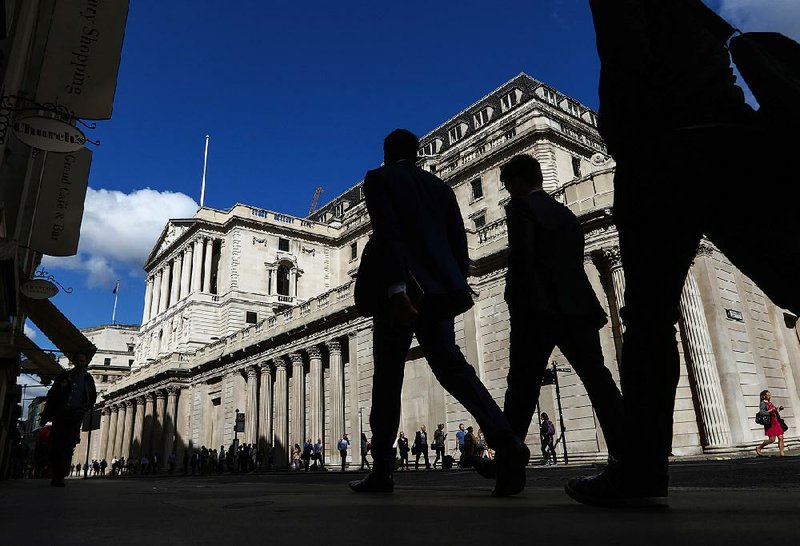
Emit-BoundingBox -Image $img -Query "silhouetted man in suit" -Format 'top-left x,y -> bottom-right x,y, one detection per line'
500,154 -> 624,458
570,0 -> 800,507
350,129 -> 529,496
42,350 -> 97,487
413,425 -> 430,470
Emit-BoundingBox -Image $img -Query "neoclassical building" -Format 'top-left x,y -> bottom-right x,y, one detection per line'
84,73 -> 799,469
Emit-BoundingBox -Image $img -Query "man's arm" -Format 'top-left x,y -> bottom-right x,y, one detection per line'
363,170 -> 407,285
446,188 -> 470,277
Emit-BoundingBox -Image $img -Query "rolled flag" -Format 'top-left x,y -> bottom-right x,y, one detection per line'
112,280 -> 120,294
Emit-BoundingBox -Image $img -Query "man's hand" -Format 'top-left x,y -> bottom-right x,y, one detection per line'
389,292 -> 418,326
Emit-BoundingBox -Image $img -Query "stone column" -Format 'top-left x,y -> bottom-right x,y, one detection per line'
106,405 -> 119,460
162,385 -> 179,467
308,346 -> 324,445
151,271 -> 162,319
98,408 -> 111,462
258,362 -> 273,450
113,402 -> 127,459
584,254 -> 620,381
691,243 -> 752,445
121,400 -> 134,459
246,366 -> 259,443
327,340 -> 344,461
170,254 -> 183,307
290,352 -> 305,448
142,277 -> 154,324
202,238 -> 213,293
273,357 -> 289,467
180,246 -> 192,300
158,262 -> 171,314
191,239 -> 204,293
604,246 -> 626,365
289,268 -> 297,297
153,390 -> 167,460
141,393 -> 155,458
679,268 -> 733,448
131,396 -> 145,459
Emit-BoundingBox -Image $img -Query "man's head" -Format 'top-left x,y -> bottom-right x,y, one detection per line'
541,412 -> 549,421
383,129 -> 419,164
70,350 -> 91,371
437,423 -> 444,430
467,426 -> 474,433
459,423 -> 465,431
421,424 -> 426,432
500,154 -> 544,197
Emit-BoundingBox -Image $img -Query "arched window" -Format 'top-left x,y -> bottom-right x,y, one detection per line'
277,264 -> 291,296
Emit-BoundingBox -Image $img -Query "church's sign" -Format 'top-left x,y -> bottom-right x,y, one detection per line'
29,147 -> 92,257
35,0 -> 130,120
21,279 -> 59,300
12,115 -> 87,153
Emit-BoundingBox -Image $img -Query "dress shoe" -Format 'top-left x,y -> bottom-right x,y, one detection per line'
565,464 -> 668,508
348,473 -> 394,493
492,437 -> 530,497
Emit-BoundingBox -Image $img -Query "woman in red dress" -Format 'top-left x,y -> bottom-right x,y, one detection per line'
756,390 -> 786,457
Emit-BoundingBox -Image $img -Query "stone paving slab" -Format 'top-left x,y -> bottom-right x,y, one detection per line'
2,458 -> 799,546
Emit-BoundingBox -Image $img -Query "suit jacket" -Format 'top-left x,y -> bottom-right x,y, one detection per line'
414,430 -> 428,448
504,191 -> 606,327
356,160 -> 472,319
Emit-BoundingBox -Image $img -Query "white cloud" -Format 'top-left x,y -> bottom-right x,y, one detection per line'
43,188 -> 198,287
717,0 -> 800,40
23,321 -> 36,340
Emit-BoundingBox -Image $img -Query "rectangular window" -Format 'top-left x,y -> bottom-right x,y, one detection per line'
448,125 -> 465,144
504,128 -> 517,140
471,179 -> 483,200
543,88 -> 557,105
128,359 -> 134,368
278,238 -> 290,252
568,102 -> 580,117
501,89 -> 521,111
350,242 -> 358,261
127,344 -> 134,353
246,311 -> 258,324
473,107 -> 492,129
572,157 -> 582,178
103,358 -> 111,366
102,375 -> 108,383
473,214 -> 486,229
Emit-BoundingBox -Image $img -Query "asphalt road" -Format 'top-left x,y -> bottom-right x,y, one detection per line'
2,455 -> 799,546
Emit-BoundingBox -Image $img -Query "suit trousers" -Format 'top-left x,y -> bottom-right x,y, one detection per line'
50,409 -> 85,482
370,313 -> 514,476
613,127 -> 800,480
503,306 -> 624,459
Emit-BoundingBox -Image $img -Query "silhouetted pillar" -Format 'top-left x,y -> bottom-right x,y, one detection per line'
131,396 -> 145,459
113,403 -> 127,458
273,357 -> 289,468
106,405 -> 119,460
141,393 -> 155,457
259,362 -> 273,450
327,340 -> 344,461
308,346 -> 324,446
98,408 -> 111,462
162,385 -> 179,467
153,390 -> 167,459
121,400 -> 134,459
246,366 -> 259,443
290,352 -> 305,448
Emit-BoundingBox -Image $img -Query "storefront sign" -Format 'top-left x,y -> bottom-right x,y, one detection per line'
29,147 -> 92,257
12,115 -> 87,152
21,279 -> 60,300
35,0 -> 130,120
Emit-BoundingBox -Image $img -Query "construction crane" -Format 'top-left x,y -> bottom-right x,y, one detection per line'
308,186 -> 324,216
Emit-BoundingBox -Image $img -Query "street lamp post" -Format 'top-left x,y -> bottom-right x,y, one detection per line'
551,361 -> 570,465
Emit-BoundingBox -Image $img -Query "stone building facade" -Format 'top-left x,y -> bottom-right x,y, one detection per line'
93,73 -> 800,469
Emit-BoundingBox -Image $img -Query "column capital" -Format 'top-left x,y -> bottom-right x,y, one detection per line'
110,404 -> 119,413
166,384 -> 180,396
135,395 -> 146,406
289,352 -> 304,367
325,339 -> 342,354
583,253 -> 595,265
260,361 -> 273,374
102,407 -> 111,416
696,242 -> 714,258
272,356 -> 287,370
144,392 -> 155,402
307,346 -> 322,360
603,246 -> 623,269
123,400 -> 133,408
174,252 -> 183,263
246,365 -> 259,379
155,389 -> 166,401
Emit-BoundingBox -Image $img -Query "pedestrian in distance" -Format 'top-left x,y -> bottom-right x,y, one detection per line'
413,425 -> 430,470
312,438 -> 324,470
432,424 -> 446,469
360,433 -> 371,471
570,0 -> 800,508
338,434 -> 350,472
539,413 -> 558,466
396,432 -> 410,471
756,390 -> 788,457
455,423 -> 466,458
350,129 -> 529,495
302,439 -> 313,472
41,350 -> 97,487
291,444 -> 302,471
498,154 -> 623,462
100,458 -> 107,476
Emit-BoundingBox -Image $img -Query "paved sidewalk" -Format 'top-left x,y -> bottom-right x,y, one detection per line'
2,456 -> 799,546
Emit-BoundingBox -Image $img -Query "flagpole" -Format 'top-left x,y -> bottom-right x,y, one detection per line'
200,134 -> 210,207
111,281 -> 119,325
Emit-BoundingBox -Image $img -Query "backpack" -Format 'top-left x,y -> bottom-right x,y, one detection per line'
338,439 -> 348,451
546,421 -> 556,437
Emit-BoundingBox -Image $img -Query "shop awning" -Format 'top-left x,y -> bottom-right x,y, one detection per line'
19,294 -> 96,369
16,335 -> 62,385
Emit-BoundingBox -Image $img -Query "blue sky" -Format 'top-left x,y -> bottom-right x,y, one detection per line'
27,0 -> 798,352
